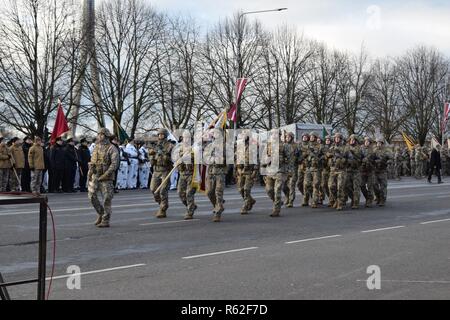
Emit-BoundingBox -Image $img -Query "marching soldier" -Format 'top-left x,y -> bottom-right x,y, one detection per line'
149,128 -> 174,218
401,147 -> 410,177
345,135 -> 363,209
282,132 -> 300,208
327,133 -> 349,211
0,137 -> 12,192
9,137 -> 25,191
361,137 -> 376,208
303,132 -> 323,208
297,133 -> 310,205
204,129 -> 227,222
263,131 -> 289,217
414,145 -> 425,179
394,146 -> 403,180
236,133 -> 258,214
321,135 -> 332,205
177,132 -> 198,220
88,128 -> 119,228
373,138 -> 392,207
410,147 -> 416,178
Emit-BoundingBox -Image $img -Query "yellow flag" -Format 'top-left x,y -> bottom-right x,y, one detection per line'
401,132 -> 415,151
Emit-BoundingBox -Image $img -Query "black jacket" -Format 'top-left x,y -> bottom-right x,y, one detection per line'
64,144 -> 78,170
51,144 -> 66,170
77,145 -> 91,170
430,149 -> 441,170
22,142 -> 32,169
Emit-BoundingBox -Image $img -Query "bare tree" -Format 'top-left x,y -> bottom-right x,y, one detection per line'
0,0 -> 82,137
397,46 -> 448,145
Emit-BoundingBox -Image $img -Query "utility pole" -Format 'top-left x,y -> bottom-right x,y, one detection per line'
235,8 -> 287,129
70,0 -> 105,136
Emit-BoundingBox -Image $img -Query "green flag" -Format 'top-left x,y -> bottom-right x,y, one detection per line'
322,127 -> 327,140
114,119 -> 130,144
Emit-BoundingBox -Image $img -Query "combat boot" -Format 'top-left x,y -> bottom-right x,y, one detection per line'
97,219 -> 110,228
311,203 -> 318,209
286,203 -> 293,208
240,207 -> 248,215
270,210 -> 280,217
184,213 -> 194,220
365,201 -> 372,208
156,210 -> 167,218
213,213 -> 221,222
94,215 -> 102,226
328,201 -> 334,208
249,198 -> 256,210
352,205 -> 358,209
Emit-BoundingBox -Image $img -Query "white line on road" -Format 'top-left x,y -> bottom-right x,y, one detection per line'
285,235 -> 341,244
140,219 -> 199,226
420,218 -> 450,225
361,226 -> 405,233
182,247 -> 259,259
356,279 -> 450,284
46,264 -> 146,281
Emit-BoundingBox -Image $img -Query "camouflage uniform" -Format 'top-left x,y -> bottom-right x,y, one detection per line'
282,132 -> 300,208
0,139 -> 12,192
88,128 -> 119,227
327,133 -> 349,211
236,137 -> 258,214
345,135 -> 363,209
303,132 -> 323,208
394,147 -> 403,180
401,148 -> 410,177
177,143 -> 197,219
264,137 -> 289,217
205,135 -> 227,222
296,133 -> 310,203
321,137 -> 333,206
360,137 -> 376,207
9,141 -> 25,191
373,139 -> 392,206
414,145 -> 425,179
149,129 -> 174,218
410,148 -> 416,177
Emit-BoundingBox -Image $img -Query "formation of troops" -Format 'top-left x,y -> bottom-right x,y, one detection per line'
83,128 -> 396,227
1,127 -> 445,228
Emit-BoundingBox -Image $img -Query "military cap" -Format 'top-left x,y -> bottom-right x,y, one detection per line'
309,131 -> 318,138
364,136 -> 372,142
334,132 -> 343,139
287,132 -> 295,139
98,128 -> 112,137
349,134 -> 359,142
325,135 -> 331,140
301,132 -> 310,138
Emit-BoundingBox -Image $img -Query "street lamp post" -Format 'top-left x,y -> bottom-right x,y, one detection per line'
235,8 -> 287,129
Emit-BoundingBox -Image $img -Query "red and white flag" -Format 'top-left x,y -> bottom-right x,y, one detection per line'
441,102 -> 450,133
228,78 -> 248,123
50,99 -> 70,145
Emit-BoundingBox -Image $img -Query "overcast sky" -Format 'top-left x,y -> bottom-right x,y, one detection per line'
145,0 -> 450,57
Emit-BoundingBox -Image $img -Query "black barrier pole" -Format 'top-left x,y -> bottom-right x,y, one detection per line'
37,199 -> 47,300
0,272 -> 11,300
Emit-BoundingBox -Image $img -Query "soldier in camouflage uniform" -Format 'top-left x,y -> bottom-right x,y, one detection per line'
149,128 -> 174,218
414,145 -> 425,179
88,128 -> 119,228
297,133 -> 310,204
236,134 -> 258,214
177,132 -> 197,220
394,146 -> 403,181
373,138 -> 392,207
345,135 -> 363,209
401,147 -> 410,177
327,133 -> 349,211
410,147 -> 416,177
0,137 -> 12,192
282,132 -> 300,208
321,135 -> 332,206
360,137 -> 376,208
263,131 -> 289,217
205,130 -> 227,222
303,132 -> 323,208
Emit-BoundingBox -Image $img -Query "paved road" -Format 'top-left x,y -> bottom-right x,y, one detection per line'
0,177 -> 449,300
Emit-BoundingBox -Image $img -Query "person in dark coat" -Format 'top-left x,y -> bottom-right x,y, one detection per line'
42,143 -> 51,193
63,138 -> 78,193
50,137 -> 66,192
77,138 -> 91,192
428,145 -> 443,184
21,136 -> 33,192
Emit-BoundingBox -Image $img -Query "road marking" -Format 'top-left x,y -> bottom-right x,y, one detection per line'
46,264 -> 146,280
140,219 -> 199,226
357,279 -> 450,284
182,247 -> 258,259
420,218 -> 450,225
285,235 -> 341,244
361,226 -> 404,233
